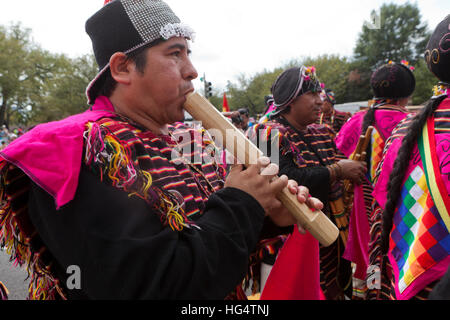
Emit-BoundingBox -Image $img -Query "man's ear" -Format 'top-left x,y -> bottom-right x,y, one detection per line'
109,52 -> 133,85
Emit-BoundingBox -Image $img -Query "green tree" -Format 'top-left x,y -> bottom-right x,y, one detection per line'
354,3 -> 429,68
32,54 -> 98,124
302,55 -> 351,103
351,3 -> 430,102
226,68 -> 284,117
0,23 -> 63,128
411,59 -> 438,105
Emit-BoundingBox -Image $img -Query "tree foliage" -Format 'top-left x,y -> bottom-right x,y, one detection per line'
226,69 -> 283,116
0,23 -> 97,128
351,3 -> 430,103
31,54 -> 97,124
354,3 -> 429,68
220,2 -> 435,116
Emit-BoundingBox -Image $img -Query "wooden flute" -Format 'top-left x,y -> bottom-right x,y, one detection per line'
184,92 -> 339,247
343,126 -> 373,208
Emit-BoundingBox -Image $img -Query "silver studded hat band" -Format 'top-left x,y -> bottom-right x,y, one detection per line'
85,0 -> 195,104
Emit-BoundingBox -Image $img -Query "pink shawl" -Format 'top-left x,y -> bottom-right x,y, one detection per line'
0,96 -> 115,209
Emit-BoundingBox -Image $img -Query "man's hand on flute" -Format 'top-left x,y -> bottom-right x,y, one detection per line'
225,156 -> 323,232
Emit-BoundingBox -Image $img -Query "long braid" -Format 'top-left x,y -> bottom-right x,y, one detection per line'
361,107 -> 376,137
360,106 -> 378,172
380,95 -> 446,253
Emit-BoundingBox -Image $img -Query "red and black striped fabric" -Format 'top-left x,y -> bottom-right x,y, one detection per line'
84,116 -> 226,222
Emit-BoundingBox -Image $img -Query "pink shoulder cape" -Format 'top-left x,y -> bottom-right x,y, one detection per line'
336,109 -> 409,157
0,96 -> 115,209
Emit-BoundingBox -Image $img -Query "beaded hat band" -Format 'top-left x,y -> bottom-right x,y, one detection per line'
85,0 -> 195,104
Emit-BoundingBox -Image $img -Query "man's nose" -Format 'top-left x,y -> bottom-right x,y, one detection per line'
183,58 -> 198,81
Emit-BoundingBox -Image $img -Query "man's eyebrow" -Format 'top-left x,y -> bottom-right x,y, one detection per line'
167,43 -> 192,54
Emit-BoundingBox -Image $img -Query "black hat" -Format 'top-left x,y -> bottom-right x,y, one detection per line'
238,108 -> 249,116
271,66 -> 323,114
370,62 -> 416,99
85,0 -> 195,104
264,95 -> 274,107
424,15 -> 450,84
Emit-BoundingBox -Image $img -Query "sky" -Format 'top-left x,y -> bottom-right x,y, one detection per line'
0,0 -> 449,94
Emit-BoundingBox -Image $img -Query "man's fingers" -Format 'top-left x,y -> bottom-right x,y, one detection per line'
260,163 -> 279,177
307,196 -> 324,211
287,180 -> 299,194
361,162 -> 368,172
245,156 -> 271,175
296,185 -> 309,202
269,174 -> 289,194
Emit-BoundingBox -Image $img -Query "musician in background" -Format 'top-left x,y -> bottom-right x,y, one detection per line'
369,15 -> 450,300
223,108 -> 251,132
335,60 -> 415,299
248,66 -> 366,300
0,0 -> 321,300
317,88 -> 351,136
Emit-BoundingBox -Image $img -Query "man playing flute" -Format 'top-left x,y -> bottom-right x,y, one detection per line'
0,0 -> 321,300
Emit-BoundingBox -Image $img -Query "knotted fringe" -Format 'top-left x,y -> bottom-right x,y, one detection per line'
0,162 -> 66,300
0,281 -> 8,300
84,121 -> 196,231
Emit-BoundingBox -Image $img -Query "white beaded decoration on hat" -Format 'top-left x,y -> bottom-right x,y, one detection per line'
160,23 -> 195,41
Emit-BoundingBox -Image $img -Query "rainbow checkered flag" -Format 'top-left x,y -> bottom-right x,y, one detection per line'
389,166 -> 450,299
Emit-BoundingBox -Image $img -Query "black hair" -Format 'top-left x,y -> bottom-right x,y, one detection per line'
361,107 -> 377,137
238,108 -> 249,116
97,38 -> 165,98
380,95 -> 447,253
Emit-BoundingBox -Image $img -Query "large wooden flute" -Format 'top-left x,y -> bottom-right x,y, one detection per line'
184,92 -> 339,247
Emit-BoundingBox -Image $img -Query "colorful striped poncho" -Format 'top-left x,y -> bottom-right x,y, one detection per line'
0,96 -> 227,299
371,98 -> 450,299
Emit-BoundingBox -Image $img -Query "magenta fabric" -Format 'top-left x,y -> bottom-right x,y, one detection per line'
336,108 -> 409,280
372,138 -> 402,210
342,184 -> 369,280
260,227 -> 321,300
335,111 -> 365,157
0,96 -> 115,209
435,134 -> 450,195
336,109 -> 409,158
